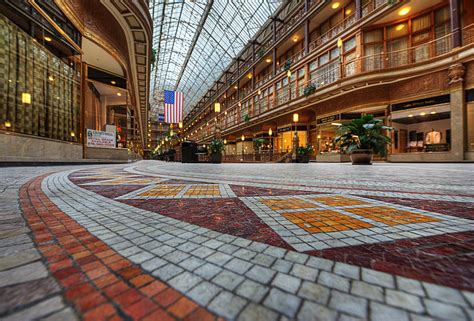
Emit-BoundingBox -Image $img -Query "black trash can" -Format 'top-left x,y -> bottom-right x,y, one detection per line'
181,141 -> 198,163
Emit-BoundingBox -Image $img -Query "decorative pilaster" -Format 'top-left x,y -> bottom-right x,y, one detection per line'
448,63 -> 466,160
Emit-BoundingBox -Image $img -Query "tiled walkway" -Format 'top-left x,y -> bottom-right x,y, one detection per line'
1,161 -> 473,320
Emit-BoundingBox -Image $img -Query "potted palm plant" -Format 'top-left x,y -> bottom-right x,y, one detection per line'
208,139 -> 225,163
297,144 -> 314,163
335,114 -> 392,165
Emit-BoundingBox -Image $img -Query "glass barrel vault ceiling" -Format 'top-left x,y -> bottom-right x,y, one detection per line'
150,0 -> 282,115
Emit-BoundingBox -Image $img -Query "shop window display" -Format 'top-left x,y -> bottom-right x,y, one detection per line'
315,124 -> 340,155
391,104 -> 451,154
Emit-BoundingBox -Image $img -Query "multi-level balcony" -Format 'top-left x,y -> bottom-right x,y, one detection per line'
185,0 -> 397,137
188,23 -> 474,142
185,0 -> 473,143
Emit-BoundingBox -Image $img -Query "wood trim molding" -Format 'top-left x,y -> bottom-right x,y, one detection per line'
28,0 -> 83,54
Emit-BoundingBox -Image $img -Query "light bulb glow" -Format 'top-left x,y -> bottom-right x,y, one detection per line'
398,7 -> 411,16
293,113 -> 299,123
22,93 -> 31,104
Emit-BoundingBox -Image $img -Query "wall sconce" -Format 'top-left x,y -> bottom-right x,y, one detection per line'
214,102 -> 221,113
5,120 -> 12,128
293,113 -> 299,123
22,93 -> 31,104
287,70 -> 292,78
224,139 -> 227,144
337,38 -> 343,48
241,134 -> 245,141
179,122 -> 183,129
268,128 -> 273,136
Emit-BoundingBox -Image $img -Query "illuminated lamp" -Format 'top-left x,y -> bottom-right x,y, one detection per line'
293,113 -> 299,123
22,93 -> 31,104
398,7 -> 411,16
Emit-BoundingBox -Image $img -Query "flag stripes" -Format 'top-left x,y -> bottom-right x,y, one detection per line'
164,90 -> 183,124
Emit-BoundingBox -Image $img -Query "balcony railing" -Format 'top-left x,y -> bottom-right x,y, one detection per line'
203,25 -> 474,136
187,0 -> 393,126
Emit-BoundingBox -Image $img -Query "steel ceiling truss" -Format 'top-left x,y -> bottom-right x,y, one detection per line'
150,0 -> 281,114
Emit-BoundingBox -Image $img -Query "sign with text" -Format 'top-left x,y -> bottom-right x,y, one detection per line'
86,129 -> 116,148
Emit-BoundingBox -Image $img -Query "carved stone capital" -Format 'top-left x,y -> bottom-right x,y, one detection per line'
448,63 -> 465,86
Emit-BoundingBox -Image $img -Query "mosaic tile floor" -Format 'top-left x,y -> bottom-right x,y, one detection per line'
1,161 -> 474,321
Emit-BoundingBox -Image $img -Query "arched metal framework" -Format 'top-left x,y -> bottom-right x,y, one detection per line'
150,0 -> 281,114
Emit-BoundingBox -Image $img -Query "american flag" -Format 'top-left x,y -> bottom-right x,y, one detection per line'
164,90 -> 184,124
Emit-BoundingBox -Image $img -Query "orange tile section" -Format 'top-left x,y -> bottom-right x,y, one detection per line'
282,210 -> 373,233
261,198 -> 318,210
345,206 -> 440,226
138,185 -> 184,197
184,185 -> 221,197
20,176 -> 221,321
309,196 -> 370,207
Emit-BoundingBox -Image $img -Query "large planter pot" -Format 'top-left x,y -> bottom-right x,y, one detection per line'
298,155 -> 310,163
350,150 -> 373,165
210,153 -> 222,163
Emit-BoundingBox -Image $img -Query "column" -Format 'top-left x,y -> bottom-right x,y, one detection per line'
355,0 -> 362,19
304,20 -> 310,55
448,63 -> 466,160
251,66 -> 255,90
272,20 -> 277,44
450,0 -> 461,47
272,48 -> 277,75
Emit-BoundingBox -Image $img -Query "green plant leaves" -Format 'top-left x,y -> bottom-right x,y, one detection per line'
334,114 -> 393,156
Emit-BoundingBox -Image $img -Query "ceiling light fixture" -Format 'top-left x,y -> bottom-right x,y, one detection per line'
398,7 -> 411,16
396,24 -> 405,31
332,2 -> 340,9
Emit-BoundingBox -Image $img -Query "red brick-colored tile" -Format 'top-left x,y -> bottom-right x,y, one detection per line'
65,283 -> 96,301
74,291 -> 107,312
184,308 -> 217,321
115,289 -> 143,307
168,297 -> 198,318
103,281 -> 129,298
140,281 -> 167,297
130,274 -> 154,288
153,288 -> 181,308
83,303 -> 116,321
117,266 -> 142,280
141,308 -> 176,321
123,297 -> 158,320
109,259 -> 132,271
94,273 -> 119,289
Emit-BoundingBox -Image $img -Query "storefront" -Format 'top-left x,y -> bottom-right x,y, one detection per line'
389,95 -> 452,161
314,113 -> 359,162
275,125 -> 307,153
